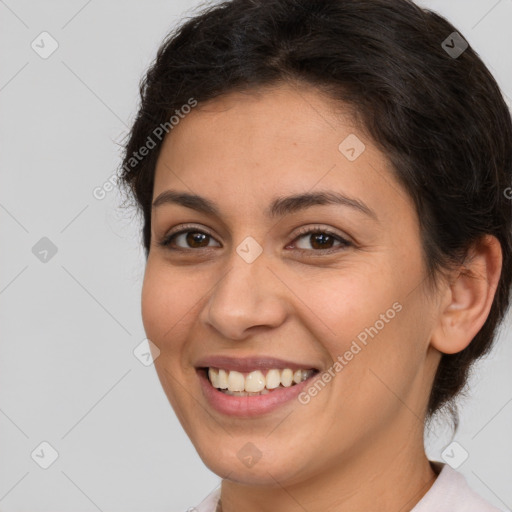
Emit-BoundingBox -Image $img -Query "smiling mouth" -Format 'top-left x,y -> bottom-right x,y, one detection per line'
201,367 -> 319,396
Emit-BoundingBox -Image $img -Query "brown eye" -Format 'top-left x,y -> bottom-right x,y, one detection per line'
292,228 -> 352,252
182,231 -> 211,248
159,229 -> 221,250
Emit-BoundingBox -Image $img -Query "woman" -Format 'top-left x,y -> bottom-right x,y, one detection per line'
119,0 -> 511,510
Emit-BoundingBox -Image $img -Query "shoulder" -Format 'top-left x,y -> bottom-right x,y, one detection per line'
412,461 -> 504,512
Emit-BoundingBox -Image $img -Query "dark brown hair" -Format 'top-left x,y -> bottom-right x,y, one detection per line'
118,0 -> 512,426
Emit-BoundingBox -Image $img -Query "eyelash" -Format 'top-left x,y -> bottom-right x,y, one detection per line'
158,223 -> 352,254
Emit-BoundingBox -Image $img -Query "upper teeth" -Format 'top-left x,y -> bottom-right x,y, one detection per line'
208,368 -> 314,392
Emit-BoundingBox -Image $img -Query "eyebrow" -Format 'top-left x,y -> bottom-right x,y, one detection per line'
152,189 -> 378,221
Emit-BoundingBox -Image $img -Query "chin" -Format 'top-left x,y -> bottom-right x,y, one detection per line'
194,439 -> 310,486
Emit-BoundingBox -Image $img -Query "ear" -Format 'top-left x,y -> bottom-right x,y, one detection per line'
430,235 -> 503,355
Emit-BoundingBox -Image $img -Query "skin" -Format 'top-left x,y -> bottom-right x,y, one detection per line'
141,82 -> 502,512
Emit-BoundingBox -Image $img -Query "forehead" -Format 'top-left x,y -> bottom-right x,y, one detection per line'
156,83 -> 352,175
152,83 -> 412,225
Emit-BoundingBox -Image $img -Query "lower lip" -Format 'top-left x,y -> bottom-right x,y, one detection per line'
198,369 -> 318,417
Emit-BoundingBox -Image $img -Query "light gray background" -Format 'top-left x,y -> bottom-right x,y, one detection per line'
0,0 -> 511,511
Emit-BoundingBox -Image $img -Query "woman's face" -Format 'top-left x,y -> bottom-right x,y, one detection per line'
142,83 -> 443,485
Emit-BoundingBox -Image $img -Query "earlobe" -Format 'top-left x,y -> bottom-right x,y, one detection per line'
430,235 -> 502,355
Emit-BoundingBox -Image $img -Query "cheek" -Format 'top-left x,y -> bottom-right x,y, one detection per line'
140,261 -> 200,422
290,253 -> 429,394
338,294 -> 432,425
141,259 -> 195,349
286,260 -> 395,347
141,267 -> 167,342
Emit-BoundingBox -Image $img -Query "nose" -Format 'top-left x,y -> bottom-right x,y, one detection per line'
199,248 -> 288,340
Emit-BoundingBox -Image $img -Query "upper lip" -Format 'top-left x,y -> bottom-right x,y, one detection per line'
195,355 -> 320,373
